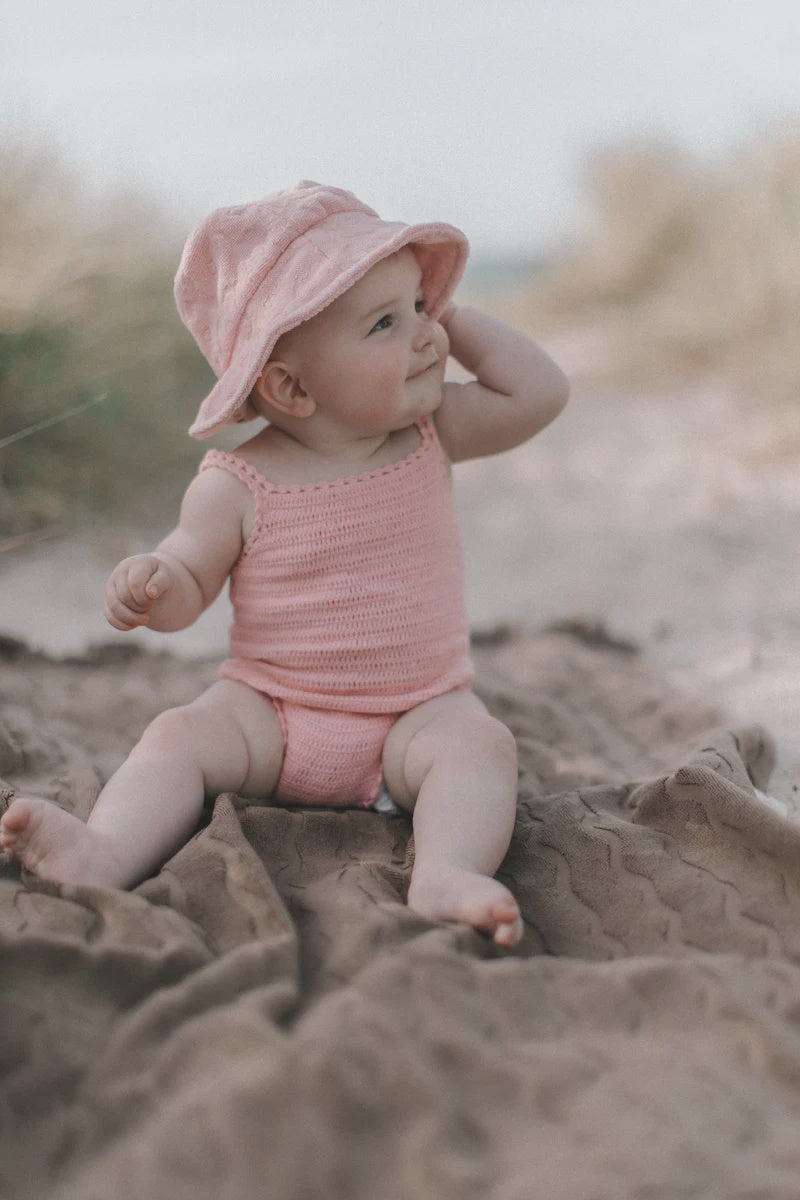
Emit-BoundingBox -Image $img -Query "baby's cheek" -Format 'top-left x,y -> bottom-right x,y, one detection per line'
358,377 -> 400,421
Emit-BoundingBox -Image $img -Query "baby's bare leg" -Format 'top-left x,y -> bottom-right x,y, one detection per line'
382,689 -> 522,948
0,681 -> 283,889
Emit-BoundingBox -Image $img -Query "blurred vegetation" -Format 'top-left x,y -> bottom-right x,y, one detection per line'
2,122 -> 799,543
524,119 -> 800,431
0,144 -> 215,540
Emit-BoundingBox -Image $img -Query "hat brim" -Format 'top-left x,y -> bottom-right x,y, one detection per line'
188,216 -> 468,439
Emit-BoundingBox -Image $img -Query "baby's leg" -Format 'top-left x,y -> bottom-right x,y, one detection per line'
0,680 -> 283,889
382,690 -> 522,948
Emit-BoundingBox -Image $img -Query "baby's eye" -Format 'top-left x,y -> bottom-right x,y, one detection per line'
415,299 -> 425,314
369,314 -> 392,334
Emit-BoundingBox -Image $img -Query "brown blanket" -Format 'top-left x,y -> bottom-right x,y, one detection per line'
1,629 -> 797,1199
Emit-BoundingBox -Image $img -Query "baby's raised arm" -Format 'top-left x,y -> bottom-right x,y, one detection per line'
104,468 -> 248,632
434,305 -> 569,462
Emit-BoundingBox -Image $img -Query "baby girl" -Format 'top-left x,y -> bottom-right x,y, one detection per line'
0,181 -> 568,947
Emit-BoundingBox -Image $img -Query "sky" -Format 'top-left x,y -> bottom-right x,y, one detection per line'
3,0 -> 800,259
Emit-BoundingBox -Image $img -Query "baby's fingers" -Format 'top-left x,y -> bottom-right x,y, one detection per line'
122,556 -> 170,608
104,595 -> 149,631
104,556 -> 170,629
141,561 -> 172,603
104,583 -> 149,630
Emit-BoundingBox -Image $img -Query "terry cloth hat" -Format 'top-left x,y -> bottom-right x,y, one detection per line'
175,180 -> 469,438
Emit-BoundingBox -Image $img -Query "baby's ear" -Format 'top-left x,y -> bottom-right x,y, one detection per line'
253,362 -> 316,420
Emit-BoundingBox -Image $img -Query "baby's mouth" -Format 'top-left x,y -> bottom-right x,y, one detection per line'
408,357 -> 438,380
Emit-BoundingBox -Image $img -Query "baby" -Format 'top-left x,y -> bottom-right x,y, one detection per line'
0,182 -> 568,948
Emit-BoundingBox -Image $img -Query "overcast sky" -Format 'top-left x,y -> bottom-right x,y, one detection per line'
3,0 -> 800,257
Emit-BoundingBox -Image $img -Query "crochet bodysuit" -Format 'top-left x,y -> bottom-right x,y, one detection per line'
200,417 -> 473,804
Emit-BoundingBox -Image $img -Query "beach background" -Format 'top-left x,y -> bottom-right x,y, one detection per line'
1,0 -> 798,748
4,9 -> 800,1195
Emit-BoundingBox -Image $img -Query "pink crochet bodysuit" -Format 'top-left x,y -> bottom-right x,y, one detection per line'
200,416 -> 473,806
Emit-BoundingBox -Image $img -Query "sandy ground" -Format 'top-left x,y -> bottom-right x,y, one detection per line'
2,365 -> 798,790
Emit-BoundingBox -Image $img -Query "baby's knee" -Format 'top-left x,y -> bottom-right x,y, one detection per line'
465,713 -> 518,774
137,705 -> 210,757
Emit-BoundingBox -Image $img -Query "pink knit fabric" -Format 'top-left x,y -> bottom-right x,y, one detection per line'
272,702 -> 396,807
200,417 -> 473,714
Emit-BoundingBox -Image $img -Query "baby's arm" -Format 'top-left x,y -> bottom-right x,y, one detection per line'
434,305 -> 569,462
104,468 -> 249,632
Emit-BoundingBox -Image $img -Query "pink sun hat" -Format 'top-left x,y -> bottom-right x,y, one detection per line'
175,180 -> 469,439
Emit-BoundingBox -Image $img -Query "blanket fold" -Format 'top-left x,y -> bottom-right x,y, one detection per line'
2,632 -> 798,1200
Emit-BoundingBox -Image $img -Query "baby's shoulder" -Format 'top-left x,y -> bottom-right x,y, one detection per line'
192,456 -> 254,506
223,427 -> 300,484
220,427 -> 330,488
198,424 -> 276,486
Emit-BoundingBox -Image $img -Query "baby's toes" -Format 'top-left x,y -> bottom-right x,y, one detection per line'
0,799 -> 32,846
493,913 -> 524,949
490,895 -> 523,948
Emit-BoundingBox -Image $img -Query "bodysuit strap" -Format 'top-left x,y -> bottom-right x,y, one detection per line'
200,417 -> 440,495
199,448 -> 269,497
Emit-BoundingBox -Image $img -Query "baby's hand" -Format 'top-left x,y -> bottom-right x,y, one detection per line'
104,554 -> 174,631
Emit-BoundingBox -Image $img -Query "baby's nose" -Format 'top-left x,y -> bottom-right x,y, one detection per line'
412,312 -> 436,349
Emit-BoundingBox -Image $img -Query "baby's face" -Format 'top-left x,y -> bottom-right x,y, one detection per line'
274,248 -> 449,436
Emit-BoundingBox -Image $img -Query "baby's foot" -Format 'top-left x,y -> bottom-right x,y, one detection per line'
407,863 -> 523,948
0,797 -> 124,887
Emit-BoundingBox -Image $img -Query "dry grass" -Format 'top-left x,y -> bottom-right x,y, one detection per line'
0,143 -> 214,536
520,119 -> 800,441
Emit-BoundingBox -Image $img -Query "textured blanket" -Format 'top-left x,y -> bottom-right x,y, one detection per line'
1,629 -> 798,1200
